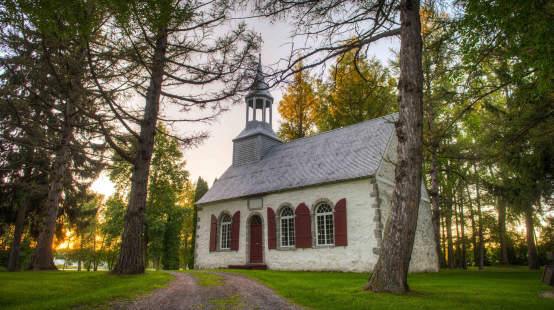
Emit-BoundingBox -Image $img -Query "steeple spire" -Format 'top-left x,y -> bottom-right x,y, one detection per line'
250,54 -> 270,92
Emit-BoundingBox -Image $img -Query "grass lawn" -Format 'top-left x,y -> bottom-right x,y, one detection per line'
0,270 -> 172,310
223,267 -> 554,310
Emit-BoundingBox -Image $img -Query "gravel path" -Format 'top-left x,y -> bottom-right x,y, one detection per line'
120,271 -> 302,310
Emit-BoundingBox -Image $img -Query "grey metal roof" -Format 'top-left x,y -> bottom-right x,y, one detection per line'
197,113 -> 398,205
233,120 -> 281,142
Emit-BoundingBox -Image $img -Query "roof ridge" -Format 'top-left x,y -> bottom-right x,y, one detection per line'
281,112 -> 398,146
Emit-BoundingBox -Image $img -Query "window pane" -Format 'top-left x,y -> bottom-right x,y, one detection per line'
281,218 -> 289,246
288,218 -> 295,246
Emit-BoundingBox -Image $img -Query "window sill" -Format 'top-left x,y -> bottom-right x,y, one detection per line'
275,246 -> 296,251
313,244 -> 335,249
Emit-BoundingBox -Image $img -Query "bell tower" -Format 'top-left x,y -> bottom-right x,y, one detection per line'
232,56 -> 282,166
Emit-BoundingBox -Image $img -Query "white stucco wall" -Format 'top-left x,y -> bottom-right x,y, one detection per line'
195,131 -> 438,273
195,178 -> 381,272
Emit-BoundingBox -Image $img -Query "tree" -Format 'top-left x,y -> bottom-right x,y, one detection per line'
89,0 -> 260,274
189,177 -> 208,269
315,50 -> 397,132
67,193 -> 102,271
255,0 -> 424,293
108,126 -> 190,270
458,0 -> 553,269
0,0 -> 106,270
277,61 -> 318,141
419,5 -> 460,270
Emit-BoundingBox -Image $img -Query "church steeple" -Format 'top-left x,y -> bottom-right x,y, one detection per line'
232,55 -> 282,167
245,54 -> 274,126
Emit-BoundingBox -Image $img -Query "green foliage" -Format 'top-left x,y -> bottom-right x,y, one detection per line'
162,213 -> 183,270
225,269 -> 553,310
0,237 -> 32,271
314,49 -> 397,132
458,0 -> 553,95
0,271 -> 172,310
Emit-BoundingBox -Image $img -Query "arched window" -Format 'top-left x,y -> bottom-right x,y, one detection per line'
316,203 -> 334,245
280,207 -> 295,247
220,214 -> 232,250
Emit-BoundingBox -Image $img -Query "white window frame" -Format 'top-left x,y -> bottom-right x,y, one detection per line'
316,203 -> 334,246
280,207 -> 295,247
220,214 -> 232,250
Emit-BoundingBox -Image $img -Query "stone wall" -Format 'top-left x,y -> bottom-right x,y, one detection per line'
195,178 -> 381,272
197,130 -> 438,273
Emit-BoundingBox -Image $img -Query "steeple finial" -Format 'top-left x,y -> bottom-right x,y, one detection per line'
251,53 -> 269,91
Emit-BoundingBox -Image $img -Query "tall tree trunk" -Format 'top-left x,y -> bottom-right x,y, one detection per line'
365,0 -> 423,294
78,232 -> 83,271
446,202 -> 455,269
524,208 -> 539,270
454,192 -> 461,268
430,149 -> 441,270
466,185 -> 478,267
459,193 -> 467,269
474,166 -> 484,270
8,199 -> 28,271
441,208 -> 447,267
497,198 -> 510,265
28,103 -> 74,271
112,28 -> 168,274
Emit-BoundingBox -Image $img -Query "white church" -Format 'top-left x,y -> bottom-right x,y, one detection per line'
194,61 -> 439,273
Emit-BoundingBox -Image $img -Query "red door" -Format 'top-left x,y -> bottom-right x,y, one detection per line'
250,216 -> 263,263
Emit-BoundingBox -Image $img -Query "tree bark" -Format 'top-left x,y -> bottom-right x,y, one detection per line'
466,185 -> 478,267
112,28 -> 168,274
440,207 -> 447,267
497,198 -> 510,265
430,150 -> 442,270
365,0 -> 423,294
524,207 -> 539,270
474,166 -> 484,270
446,201 -> 455,269
453,191 -> 461,268
459,192 -> 467,269
8,199 -> 28,271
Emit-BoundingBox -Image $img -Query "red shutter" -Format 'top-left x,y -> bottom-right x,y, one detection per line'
295,203 -> 312,248
209,214 -> 217,252
334,198 -> 347,246
230,211 -> 240,251
267,208 -> 276,249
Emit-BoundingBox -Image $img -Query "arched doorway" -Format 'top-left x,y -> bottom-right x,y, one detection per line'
249,215 -> 263,263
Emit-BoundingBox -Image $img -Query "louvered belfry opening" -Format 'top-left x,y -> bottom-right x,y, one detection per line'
232,55 -> 282,167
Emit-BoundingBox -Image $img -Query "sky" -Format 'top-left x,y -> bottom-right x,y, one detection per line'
91,16 -> 399,198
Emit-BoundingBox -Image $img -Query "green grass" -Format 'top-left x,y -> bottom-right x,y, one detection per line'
0,270 -> 173,310
181,270 -> 224,287
223,267 -> 554,310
